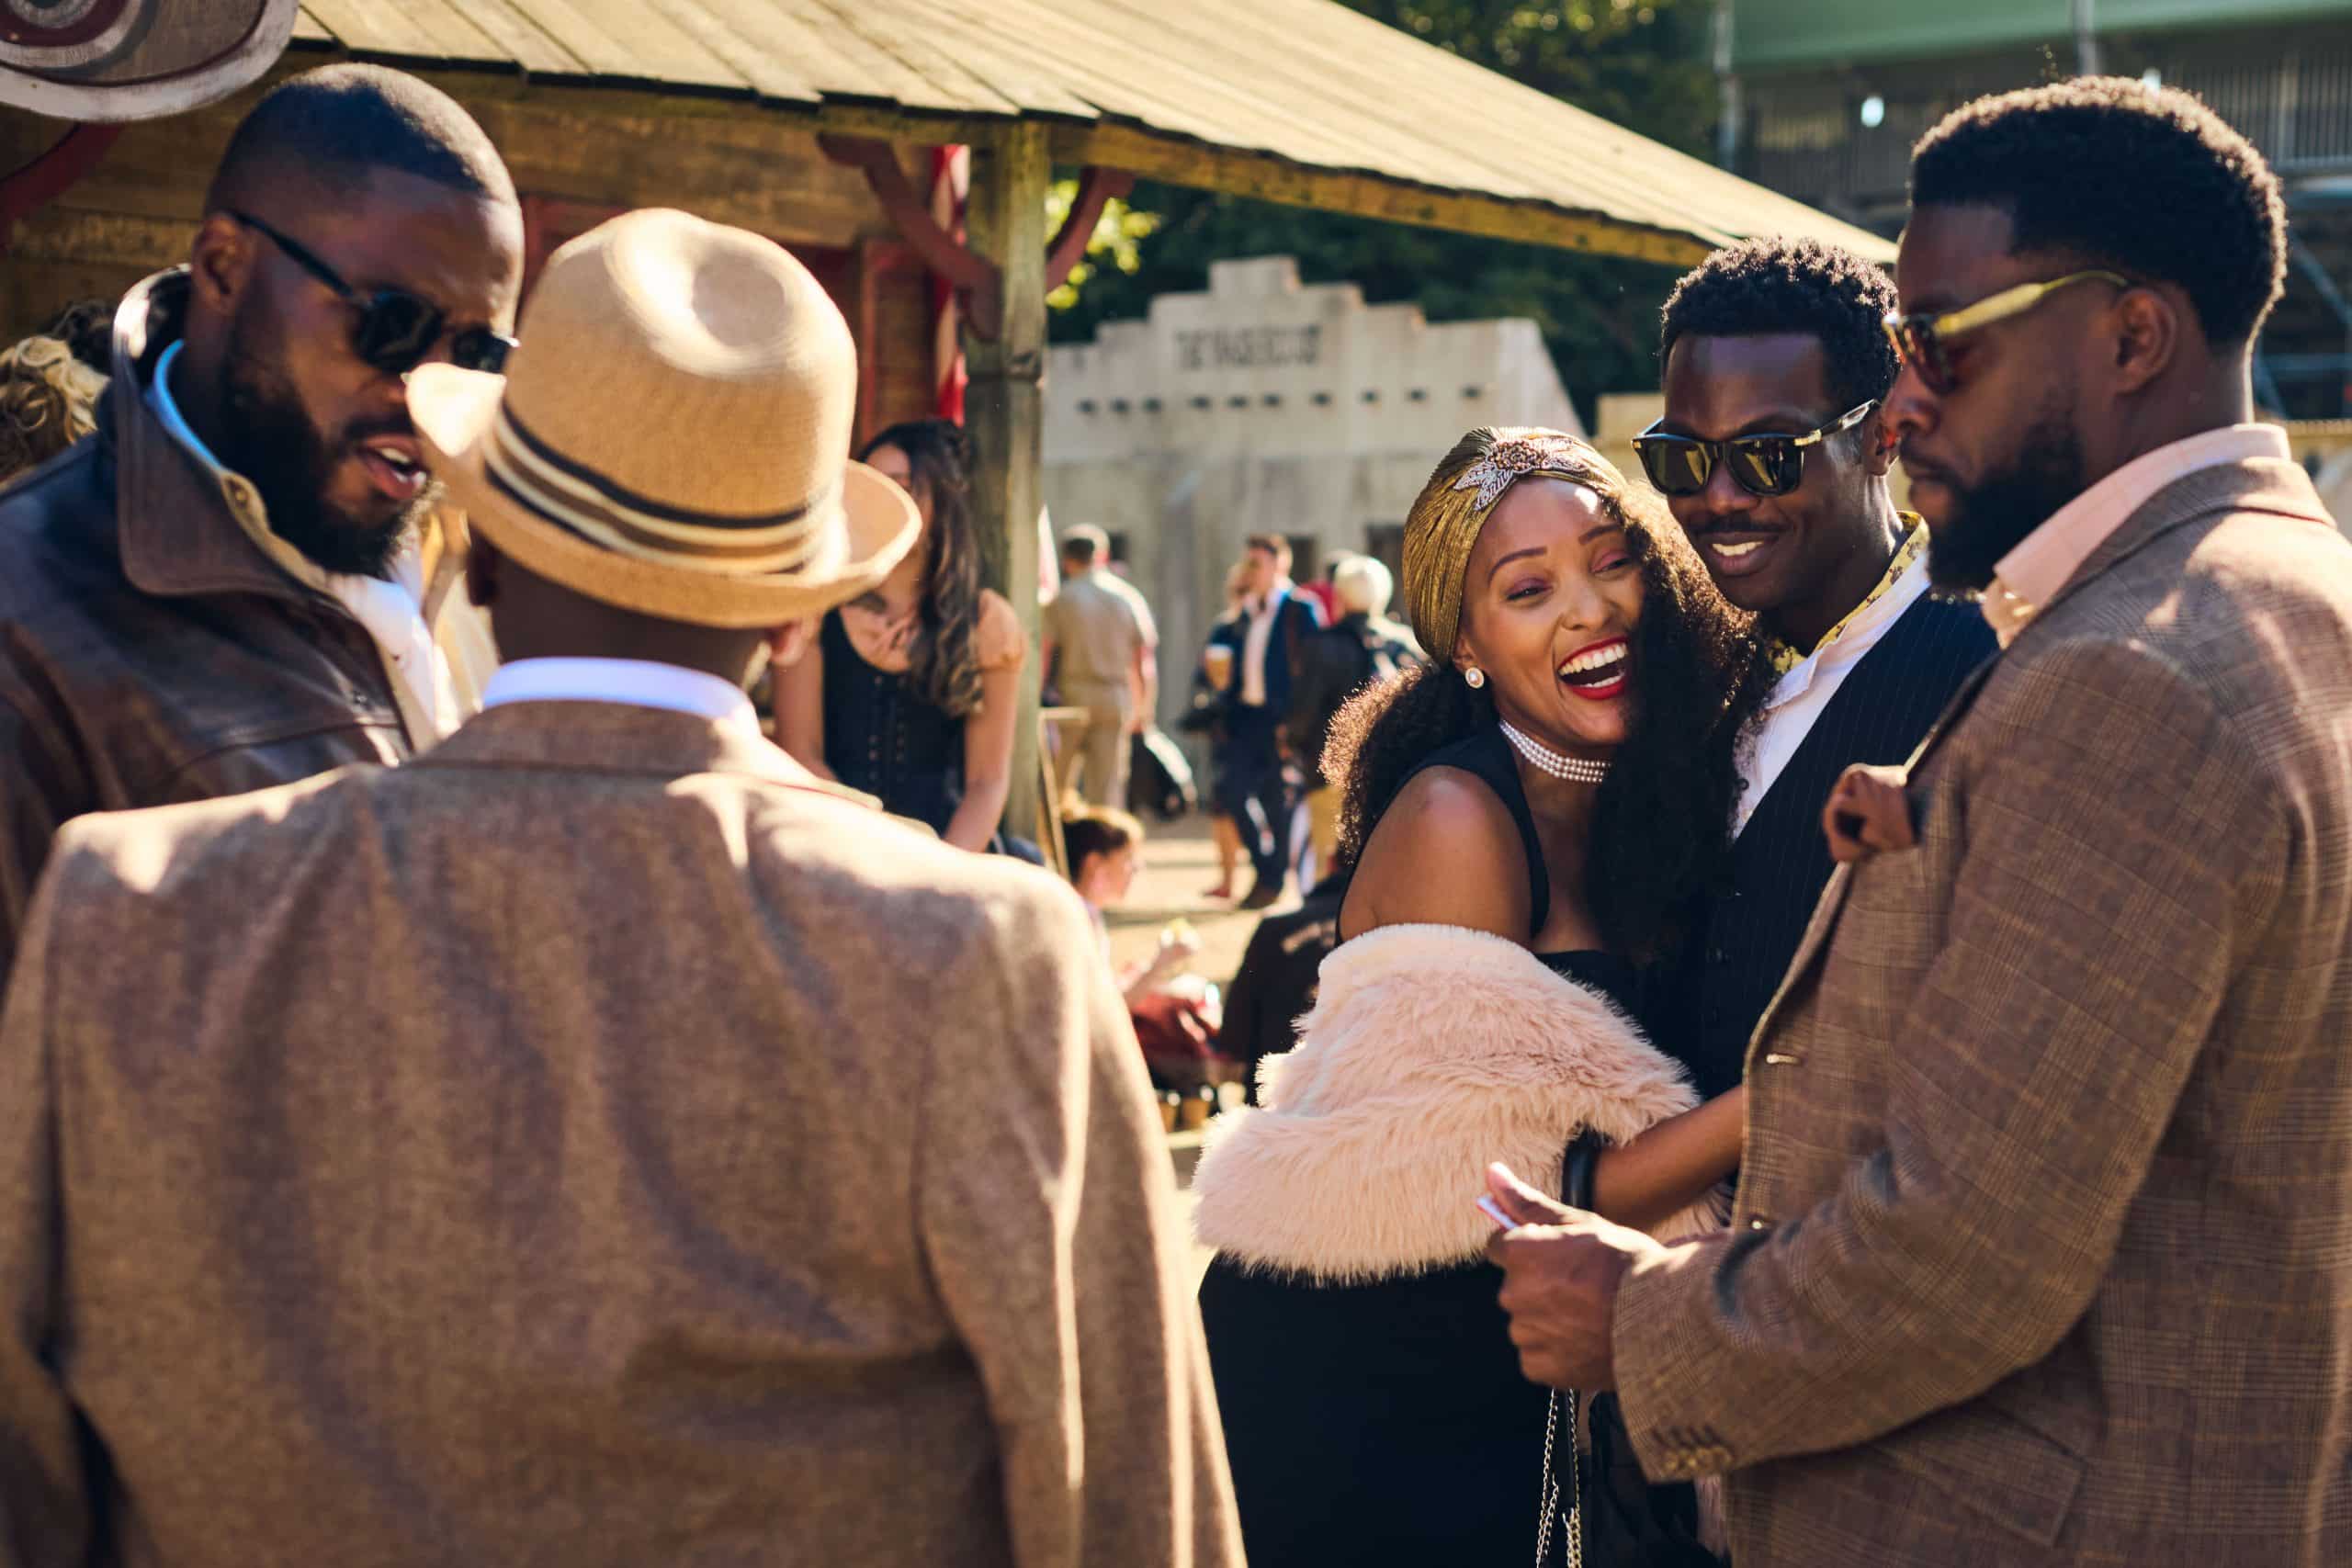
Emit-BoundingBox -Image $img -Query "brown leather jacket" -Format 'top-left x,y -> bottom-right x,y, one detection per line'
0,270 -> 489,980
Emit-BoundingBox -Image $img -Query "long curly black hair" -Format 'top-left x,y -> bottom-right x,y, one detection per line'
1325,430 -> 1769,962
858,419 -> 985,718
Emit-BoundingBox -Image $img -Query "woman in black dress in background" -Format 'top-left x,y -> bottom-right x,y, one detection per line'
774,420 -> 1023,850
1189,428 -> 1768,1566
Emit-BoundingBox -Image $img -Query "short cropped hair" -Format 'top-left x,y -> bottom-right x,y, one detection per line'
1061,524 -> 1109,566
1331,554 -> 1394,618
1660,237 -> 1900,413
207,64 -> 515,212
1910,77 -> 2287,346
1243,533 -> 1292,566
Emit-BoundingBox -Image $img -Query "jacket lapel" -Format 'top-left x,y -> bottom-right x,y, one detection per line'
1745,457 -> 2335,1066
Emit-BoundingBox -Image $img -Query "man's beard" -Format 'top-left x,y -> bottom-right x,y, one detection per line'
211,333 -> 430,581
1924,418 -> 2089,596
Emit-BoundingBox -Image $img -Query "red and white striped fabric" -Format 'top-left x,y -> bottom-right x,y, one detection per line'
929,144 -> 968,423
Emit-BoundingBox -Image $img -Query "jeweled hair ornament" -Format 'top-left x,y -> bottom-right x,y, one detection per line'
1401,428 -> 1604,670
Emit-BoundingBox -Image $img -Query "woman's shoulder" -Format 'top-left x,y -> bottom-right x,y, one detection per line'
975,588 -> 1024,672
1346,764 -> 1529,938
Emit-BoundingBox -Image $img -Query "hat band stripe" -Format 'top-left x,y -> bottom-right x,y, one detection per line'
494,405 -> 829,550
483,431 -> 834,575
481,459 -> 832,577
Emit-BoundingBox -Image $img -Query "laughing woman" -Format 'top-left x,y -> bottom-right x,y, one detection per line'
1190,428 -> 1768,1567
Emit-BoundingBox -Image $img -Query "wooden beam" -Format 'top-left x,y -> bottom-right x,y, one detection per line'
1044,164 -> 1134,297
963,120 -> 1051,859
818,132 -> 1001,339
1047,120 -> 1724,268
0,125 -> 123,254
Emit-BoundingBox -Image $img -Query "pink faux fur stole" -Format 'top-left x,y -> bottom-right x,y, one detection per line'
1191,921 -> 1732,1557
1191,922 -> 1715,1282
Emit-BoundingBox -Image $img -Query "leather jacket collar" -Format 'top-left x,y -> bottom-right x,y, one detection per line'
105,268 -> 469,619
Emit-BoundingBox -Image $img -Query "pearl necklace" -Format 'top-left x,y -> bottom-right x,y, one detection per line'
1498,719 -> 1610,785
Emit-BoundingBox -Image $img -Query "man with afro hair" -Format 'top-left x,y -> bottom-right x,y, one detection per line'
1487,78 -> 2352,1568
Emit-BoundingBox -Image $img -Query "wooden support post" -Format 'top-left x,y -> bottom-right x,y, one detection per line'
963,123 -> 1051,856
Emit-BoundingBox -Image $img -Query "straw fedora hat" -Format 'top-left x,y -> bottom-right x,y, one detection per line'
408,208 -> 917,628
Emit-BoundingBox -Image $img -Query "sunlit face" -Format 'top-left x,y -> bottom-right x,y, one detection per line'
1454,477 -> 1644,753
1240,545 -> 1283,600
1659,333 -> 1886,619
864,442 -> 933,537
1886,204 -> 2095,591
209,170 -> 521,576
1080,844 -> 1139,908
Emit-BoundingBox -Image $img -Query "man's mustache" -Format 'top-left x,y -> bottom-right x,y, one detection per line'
1685,517 -> 1789,539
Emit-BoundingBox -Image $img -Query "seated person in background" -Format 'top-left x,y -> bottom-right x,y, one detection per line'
1217,873 -> 1344,1105
1063,803 -> 1236,1090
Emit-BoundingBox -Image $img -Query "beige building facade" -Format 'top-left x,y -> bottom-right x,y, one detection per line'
1044,256 -> 1582,726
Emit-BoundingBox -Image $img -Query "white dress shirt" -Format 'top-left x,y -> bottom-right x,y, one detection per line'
1238,580 -> 1295,708
1983,423 -> 2291,647
148,341 -> 460,739
1736,553 -> 1931,836
482,657 -> 762,733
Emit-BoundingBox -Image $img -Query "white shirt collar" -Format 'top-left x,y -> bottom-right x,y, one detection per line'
1985,423 -> 2290,646
1763,550 -> 1932,712
482,657 -> 760,734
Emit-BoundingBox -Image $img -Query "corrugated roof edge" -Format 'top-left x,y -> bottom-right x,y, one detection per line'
275,35 -> 1892,267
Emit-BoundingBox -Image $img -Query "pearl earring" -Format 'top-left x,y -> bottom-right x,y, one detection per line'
1464,667 -> 1486,689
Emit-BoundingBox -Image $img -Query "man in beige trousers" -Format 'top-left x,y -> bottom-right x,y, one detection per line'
1044,524 -> 1157,809
1487,80 -> 2352,1566
0,209 -> 1240,1568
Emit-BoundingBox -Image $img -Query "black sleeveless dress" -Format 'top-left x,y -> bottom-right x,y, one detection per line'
819,608 -> 965,837
1196,728 -> 1713,1567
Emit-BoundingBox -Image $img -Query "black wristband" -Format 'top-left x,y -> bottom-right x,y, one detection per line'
1563,1128 -> 1605,1213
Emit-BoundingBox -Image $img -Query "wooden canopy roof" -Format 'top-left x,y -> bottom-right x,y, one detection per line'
289,0 -> 1893,266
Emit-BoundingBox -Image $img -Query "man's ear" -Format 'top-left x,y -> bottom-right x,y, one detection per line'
464,532 -> 501,608
2109,286 -> 2182,397
765,617 -> 815,669
187,211 -> 258,319
1861,405 -> 1899,478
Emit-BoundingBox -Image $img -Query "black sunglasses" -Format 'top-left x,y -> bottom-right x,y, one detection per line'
1632,400 -> 1877,499
229,209 -> 515,377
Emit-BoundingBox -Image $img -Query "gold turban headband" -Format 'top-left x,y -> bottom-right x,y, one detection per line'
1402,429 -> 1607,665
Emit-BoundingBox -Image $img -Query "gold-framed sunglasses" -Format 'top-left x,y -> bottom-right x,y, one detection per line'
1882,269 -> 2129,395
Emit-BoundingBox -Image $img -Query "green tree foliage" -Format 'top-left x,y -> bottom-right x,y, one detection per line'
1046,0 -> 1721,423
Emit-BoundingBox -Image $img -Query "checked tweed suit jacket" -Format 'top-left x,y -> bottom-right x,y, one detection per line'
1611,456 -> 2352,1566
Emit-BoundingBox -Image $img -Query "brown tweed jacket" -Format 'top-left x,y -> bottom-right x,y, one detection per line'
1611,457 -> 2352,1566
0,701 -> 1241,1568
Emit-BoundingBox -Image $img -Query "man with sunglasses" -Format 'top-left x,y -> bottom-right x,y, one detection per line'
1633,236 -> 1996,1112
1486,80 -> 2351,1568
0,64 -> 522,982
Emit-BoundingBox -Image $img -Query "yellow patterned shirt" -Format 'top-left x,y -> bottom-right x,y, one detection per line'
1766,516 -> 1928,677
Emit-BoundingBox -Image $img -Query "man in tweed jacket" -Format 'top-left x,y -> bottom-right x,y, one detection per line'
0,211 -> 1238,1567
1487,81 -> 2351,1566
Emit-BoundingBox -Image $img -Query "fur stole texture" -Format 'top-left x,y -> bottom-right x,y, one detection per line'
1191,922 -> 1715,1283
